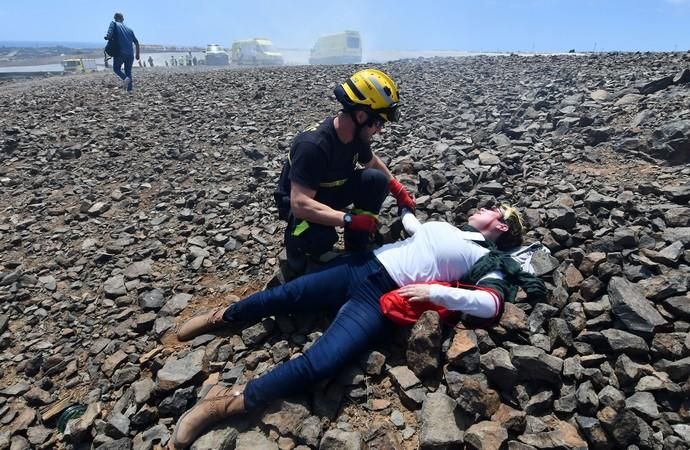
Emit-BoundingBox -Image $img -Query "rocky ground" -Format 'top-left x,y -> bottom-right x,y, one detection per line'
0,53 -> 689,450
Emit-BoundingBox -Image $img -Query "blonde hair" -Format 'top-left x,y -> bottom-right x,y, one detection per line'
497,204 -> 525,249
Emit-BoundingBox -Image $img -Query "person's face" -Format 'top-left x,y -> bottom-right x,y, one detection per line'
355,111 -> 384,143
468,207 -> 509,233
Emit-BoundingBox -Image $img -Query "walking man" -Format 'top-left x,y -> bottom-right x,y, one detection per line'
104,12 -> 140,92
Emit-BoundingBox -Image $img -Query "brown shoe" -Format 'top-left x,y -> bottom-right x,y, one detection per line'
170,384 -> 245,449
176,307 -> 226,341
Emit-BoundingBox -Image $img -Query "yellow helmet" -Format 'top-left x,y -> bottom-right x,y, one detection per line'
334,68 -> 401,122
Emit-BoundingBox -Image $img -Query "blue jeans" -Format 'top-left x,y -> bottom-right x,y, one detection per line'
113,54 -> 134,91
223,252 -> 398,411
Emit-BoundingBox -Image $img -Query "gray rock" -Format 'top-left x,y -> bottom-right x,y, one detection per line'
406,310 -> 442,378
319,429 -> 362,450
625,391 -> 660,421
480,347 -> 518,390
662,296 -> 690,319
9,434 -> 30,450
26,425 -> 52,446
510,345 -> 563,383
663,227 -> 690,246
608,276 -> 667,333
139,289 -> 165,310
530,250 -> 560,276
464,421 -> 508,450
658,356 -> 690,381
156,349 -> 208,391
241,319 -> 274,346
419,392 -> 468,449
104,274 -> 127,298
191,425 -> 237,450
388,365 -> 422,391
235,430 -> 278,450
261,400 -> 310,435
445,371 -> 501,418
671,424 -> 690,442
296,415 -> 322,448
575,381 -> 599,416
361,350 -> 386,376
123,260 -> 152,279
160,293 -> 192,316
65,402 -> 101,443
601,328 -> 649,356
598,385 -> 626,410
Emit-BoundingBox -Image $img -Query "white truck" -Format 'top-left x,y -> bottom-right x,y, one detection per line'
230,39 -> 283,65
309,31 -> 362,65
204,44 -> 229,65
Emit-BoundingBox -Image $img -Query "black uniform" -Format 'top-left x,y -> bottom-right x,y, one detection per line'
274,117 -> 389,268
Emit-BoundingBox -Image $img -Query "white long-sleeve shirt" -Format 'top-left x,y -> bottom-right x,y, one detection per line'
373,213 -> 502,319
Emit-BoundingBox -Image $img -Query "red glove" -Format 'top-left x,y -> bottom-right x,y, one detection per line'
346,214 -> 377,233
389,178 -> 416,211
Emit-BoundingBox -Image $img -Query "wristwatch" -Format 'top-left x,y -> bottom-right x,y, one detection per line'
343,213 -> 353,228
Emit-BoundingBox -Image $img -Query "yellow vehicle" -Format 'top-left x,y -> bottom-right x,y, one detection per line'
230,38 -> 283,65
62,58 -> 97,74
309,31 -> 362,65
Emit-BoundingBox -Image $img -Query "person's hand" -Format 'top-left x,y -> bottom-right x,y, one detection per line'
389,178 -> 415,211
136,53 -> 140,61
397,284 -> 431,303
346,214 -> 377,233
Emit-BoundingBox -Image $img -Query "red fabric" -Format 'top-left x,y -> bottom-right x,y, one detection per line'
388,178 -> 416,211
379,281 -> 502,327
349,214 -> 377,233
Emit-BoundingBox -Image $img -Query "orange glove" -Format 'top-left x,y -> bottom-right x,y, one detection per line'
389,178 -> 416,211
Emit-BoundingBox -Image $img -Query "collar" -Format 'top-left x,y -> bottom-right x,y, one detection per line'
460,224 -> 496,250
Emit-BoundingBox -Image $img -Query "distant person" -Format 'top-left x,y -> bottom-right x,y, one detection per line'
148,56 -> 154,67
170,55 -> 176,66
192,56 -> 197,66
104,12 -> 140,92
165,60 -> 169,67
186,51 -> 193,66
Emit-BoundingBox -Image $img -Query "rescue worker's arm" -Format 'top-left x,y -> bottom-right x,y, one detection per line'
290,181 -> 350,227
363,154 -> 394,180
364,154 -> 415,210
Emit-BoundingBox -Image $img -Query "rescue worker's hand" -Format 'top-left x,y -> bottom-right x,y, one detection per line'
389,178 -> 416,212
345,214 -> 377,233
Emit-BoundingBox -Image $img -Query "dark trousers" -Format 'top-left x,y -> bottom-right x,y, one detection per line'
113,54 -> 134,91
222,252 -> 398,411
284,168 -> 389,266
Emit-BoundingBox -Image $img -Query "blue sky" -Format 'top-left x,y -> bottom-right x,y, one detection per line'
1,0 -> 689,52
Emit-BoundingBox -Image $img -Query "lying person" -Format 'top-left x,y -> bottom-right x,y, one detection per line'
170,204 -> 545,449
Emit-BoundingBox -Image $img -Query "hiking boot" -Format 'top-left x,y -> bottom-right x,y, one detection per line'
170,384 -> 245,449
176,307 -> 226,341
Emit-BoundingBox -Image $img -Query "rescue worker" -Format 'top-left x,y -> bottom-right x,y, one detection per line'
273,69 -> 416,280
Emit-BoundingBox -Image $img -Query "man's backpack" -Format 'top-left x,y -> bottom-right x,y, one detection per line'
104,22 -> 120,58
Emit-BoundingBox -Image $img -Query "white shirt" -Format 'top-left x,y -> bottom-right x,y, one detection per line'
373,213 -> 502,319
